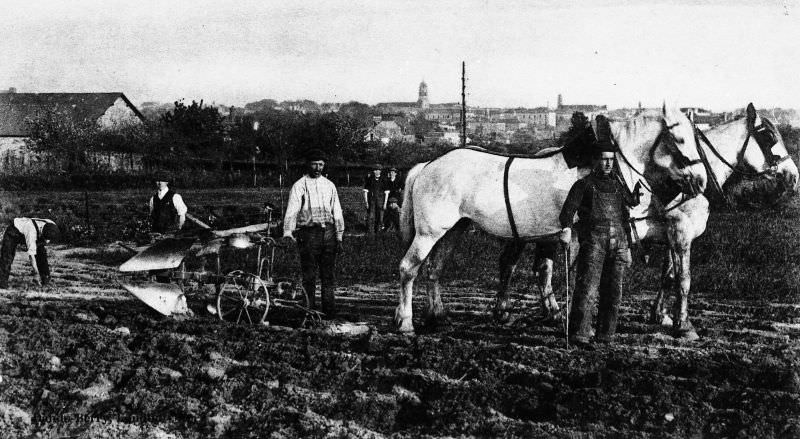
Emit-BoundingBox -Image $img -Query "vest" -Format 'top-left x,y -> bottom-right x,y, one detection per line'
152,190 -> 178,233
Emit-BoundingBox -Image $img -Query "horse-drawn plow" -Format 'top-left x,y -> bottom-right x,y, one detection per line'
115,211 -> 322,326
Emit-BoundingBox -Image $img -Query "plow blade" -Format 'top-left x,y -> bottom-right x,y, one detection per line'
121,282 -> 189,316
119,237 -> 197,272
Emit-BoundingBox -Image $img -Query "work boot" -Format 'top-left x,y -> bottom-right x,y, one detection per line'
569,334 -> 592,348
321,287 -> 336,318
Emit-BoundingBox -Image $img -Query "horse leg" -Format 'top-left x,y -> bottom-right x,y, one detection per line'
671,246 -> 699,340
650,249 -> 675,326
495,240 -> 526,323
534,242 -> 560,321
395,234 -> 439,333
423,220 -> 469,328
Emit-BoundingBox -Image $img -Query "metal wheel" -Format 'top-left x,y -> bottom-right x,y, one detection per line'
216,270 -> 270,325
271,279 -> 323,326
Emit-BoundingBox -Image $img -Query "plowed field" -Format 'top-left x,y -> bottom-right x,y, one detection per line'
0,189 -> 798,438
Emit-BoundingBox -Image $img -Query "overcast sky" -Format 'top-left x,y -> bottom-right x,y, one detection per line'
1,0 -> 798,111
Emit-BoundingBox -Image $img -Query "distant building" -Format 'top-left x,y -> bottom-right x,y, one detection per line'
681,107 -> 726,131
376,81 -> 431,115
0,91 -> 145,171
554,94 -> 607,133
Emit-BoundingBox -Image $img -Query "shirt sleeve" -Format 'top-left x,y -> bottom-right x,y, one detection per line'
283,181 -> 303,237
23,219 -> 38,256
331,185 -> 345,240
172,194 -> 188,216
559,180 -> 587,228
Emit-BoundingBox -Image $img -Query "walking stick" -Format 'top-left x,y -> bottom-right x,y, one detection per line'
563,241 -> 571,347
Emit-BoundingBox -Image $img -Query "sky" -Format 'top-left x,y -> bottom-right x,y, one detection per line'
1,0 -> 799,111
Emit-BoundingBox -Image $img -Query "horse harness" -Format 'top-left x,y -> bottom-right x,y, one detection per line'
692,117 -> 790,205
501,118 -> 692,240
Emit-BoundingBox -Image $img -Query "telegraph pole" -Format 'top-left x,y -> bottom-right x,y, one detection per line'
461,61 -> 466,148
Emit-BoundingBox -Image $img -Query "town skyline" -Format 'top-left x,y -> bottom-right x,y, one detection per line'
2,1 -> 799,113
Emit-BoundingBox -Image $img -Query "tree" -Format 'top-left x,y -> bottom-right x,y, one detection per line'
158,100 -> 226,161
244,99 -> 279,113
25,110 -> 94,172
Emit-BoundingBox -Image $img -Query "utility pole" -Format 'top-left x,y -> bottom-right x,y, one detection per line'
461,61 -> 467,148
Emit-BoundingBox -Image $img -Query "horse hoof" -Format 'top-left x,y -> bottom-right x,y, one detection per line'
675,329 -> 700,341
396,319 -> 415,334
494,311 -> 511,325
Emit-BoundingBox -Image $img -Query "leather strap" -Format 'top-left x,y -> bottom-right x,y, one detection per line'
503,157 -> 520,241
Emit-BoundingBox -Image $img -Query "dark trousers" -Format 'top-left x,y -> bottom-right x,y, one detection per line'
383,202 -> 401,231
366,199 -> 383,233
296,225 -> 338,316
0,224 -> 50,288
569,226 -> 631,339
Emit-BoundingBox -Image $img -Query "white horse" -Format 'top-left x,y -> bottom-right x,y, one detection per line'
641,103 -> 798,339
395,106 -> 707,333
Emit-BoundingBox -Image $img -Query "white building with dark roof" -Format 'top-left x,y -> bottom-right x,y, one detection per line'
0,91 -> 145,170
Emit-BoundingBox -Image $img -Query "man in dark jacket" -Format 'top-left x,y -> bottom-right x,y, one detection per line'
559,141 -> 642,346
149,171 -> 187,235
363,165 -> 384,234
382,167 -> 403,231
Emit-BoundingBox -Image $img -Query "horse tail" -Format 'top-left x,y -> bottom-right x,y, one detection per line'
400,162 -> 426,246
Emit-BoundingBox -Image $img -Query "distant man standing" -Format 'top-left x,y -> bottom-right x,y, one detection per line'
559,140 -> 642,346
363,165 -> 384,234
283,149 -> 345,317
149,171 -> 187,235
0,217 -> 60,288
382,167 -> 403,232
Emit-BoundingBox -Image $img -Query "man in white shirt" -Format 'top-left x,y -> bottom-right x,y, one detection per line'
283,149 -> 344,317
149,171 -> 187,234
0,217 -> 60,288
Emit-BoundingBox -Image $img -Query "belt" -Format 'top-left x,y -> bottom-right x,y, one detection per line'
300,222 -> 333,230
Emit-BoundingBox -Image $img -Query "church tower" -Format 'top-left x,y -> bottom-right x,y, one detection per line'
418,80 -> 429,109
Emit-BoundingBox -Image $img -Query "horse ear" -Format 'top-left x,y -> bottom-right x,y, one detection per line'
662,101 -> 666,115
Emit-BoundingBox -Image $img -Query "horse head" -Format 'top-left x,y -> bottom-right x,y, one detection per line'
740,103 -> 798,194
608,105 -> 707,201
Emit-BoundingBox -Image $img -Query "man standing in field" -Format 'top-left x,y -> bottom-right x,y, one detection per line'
559,133 -> 642,346
283,149 -> 345,317
149,171 -> 187,235
363,164 -> 384,234
382,167 -> 403,232
0,217 -> 60,289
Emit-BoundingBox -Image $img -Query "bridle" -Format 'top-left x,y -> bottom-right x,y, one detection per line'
691,114 -> 791,203
612,117 -> 703,199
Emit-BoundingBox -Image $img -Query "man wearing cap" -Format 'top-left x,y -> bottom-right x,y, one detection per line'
149,171 -> 187,235
0,217 -> 60,288
382,167 -> 403,232
283,149 -> 345,317
559,135 -> 642,346
363,165 -> 384,234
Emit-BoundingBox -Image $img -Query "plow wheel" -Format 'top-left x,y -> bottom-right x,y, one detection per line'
271,279 -> 322,327
216,271 -> 269,325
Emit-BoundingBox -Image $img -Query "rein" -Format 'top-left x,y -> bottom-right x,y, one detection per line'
691,118 -> 790,205
610,121 -> 703,223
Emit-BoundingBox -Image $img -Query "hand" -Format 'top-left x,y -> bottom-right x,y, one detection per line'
633,181 -> 643,197
558,227 -> 572,244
